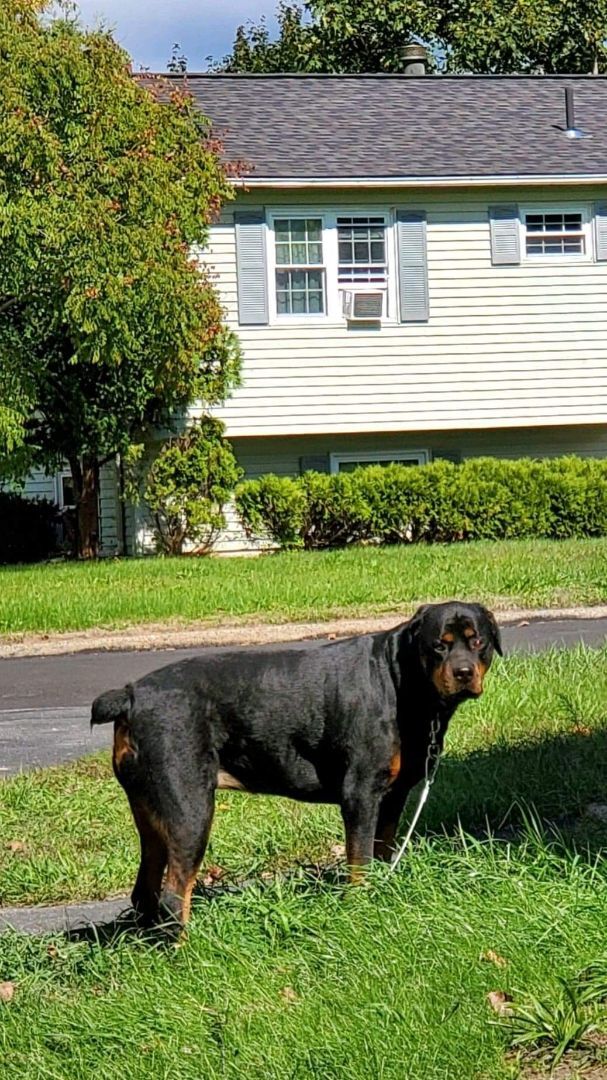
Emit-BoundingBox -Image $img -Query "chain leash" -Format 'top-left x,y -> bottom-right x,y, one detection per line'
390,715 -> 442,872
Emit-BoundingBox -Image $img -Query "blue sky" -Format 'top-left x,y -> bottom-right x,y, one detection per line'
74,0 -> 277,70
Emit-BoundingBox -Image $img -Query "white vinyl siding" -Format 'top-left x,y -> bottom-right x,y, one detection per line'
199,185 -> 607,437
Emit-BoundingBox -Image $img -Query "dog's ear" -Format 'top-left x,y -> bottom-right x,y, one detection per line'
406,604 -> 433,638
483,607 -> 503,656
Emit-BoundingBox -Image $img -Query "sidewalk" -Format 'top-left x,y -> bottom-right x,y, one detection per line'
2,604 -> 607,659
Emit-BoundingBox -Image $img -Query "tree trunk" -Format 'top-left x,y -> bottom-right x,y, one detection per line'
69,456 -> 100,559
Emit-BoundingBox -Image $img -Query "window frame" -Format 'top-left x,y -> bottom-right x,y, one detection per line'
329,449 -> 430,474
55,469 -> 76,510
266,207 -> 398,324
273,214 -> 327,317
520,203 -> 592,264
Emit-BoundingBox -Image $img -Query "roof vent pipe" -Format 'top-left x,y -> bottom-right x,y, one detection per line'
401,43 -> 427,75
564,87 -> 590,139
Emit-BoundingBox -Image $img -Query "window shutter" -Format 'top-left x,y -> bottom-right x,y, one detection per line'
299,455 -> 330,475
433,449 -> 462,464
489,206 -> 520,265
234,210 -> 269,325
594,203 -> 607,262
396,211 -> 429,322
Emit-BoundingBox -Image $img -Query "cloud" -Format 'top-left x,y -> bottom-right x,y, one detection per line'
74,0 -> 277,69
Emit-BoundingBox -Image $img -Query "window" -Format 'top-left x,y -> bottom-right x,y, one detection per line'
268,208 -> 401,322
274,217 -> 325,315
56,471 -> 76,509
523,209 -> 588,257
337,216 -> 387,285
330,450 -> 429,474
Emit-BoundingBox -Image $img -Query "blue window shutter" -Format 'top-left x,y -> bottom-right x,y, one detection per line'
594,203 -> 607,262
234,210 -> 268,325
489,206 -> 520,265
299,455 -> 330,475
396,211 -> 429,323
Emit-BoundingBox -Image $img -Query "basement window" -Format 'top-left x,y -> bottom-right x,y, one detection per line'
330,450 -> 429,473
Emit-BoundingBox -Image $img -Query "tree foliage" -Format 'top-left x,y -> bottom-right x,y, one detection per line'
215,0 -> 607,74
0,0 -> 240,557
142,417 -> 243,556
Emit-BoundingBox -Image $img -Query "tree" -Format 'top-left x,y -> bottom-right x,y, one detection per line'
216,0 -> 607,74
140,417 -> 243,556
0,0 -> 241,558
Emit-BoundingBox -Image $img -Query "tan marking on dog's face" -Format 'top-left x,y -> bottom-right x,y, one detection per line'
441,631 -> 455,644
463,627 -> 477,640
431,658 -> 487,699
217,769 -> 249,792
468,658 -> 488,697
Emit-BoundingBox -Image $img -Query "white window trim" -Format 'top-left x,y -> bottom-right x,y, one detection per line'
54,469 -> 75,509
266,206 -> 399,325
520,203 -> 592,264
330,449 -> 430,474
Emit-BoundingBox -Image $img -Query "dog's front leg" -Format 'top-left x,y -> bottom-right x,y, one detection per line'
340,783 -> 381,884
373,779 -> 411,862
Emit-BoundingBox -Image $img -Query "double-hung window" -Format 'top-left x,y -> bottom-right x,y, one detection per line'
269,210 -> 395,321
337,215 -> 387,285
523,209 -> 588,258
274,217 -> 325,315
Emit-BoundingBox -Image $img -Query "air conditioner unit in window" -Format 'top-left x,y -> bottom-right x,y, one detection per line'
342,290 -> 384,321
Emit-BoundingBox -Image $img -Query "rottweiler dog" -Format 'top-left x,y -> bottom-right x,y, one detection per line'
92,601 -> 501,928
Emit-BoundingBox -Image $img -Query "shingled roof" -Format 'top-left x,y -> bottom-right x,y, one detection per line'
163,73 -> 607,183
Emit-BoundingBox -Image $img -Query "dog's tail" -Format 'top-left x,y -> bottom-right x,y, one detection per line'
91,686 -> 133,728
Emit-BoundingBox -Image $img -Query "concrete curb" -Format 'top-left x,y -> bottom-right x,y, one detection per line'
2,605 -> 607,659
0,897 -> 129,936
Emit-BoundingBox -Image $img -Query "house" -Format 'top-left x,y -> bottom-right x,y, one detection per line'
22,68 -> 607,553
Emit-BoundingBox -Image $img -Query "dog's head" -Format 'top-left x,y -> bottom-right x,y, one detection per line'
405,601 -> 502,701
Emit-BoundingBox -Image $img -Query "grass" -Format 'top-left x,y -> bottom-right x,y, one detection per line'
0,537 -> 606,637
0,645 -> 606,1078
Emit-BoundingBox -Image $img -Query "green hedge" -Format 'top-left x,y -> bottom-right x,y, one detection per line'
234,456 -> 607,550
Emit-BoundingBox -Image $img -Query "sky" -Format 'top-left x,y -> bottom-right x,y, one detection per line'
72,0 -> 277,71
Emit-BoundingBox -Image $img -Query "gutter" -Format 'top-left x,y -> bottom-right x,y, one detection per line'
232,174 -> 607,189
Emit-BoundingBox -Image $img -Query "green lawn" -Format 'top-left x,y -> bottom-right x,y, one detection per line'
0,647 -> 606,1078
1,537 -> 607,637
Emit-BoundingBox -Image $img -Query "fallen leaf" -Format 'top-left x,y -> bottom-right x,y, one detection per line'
327,634 -> 337,640
47,945 -> 59,959
330,843 -> 346,859
0,982 -> 16,1004
280,986 -> 299,1004
481,950 -> 508,968
572,724 -> 592,736
487,990 -> 513,1016
6,841 -> 26,854
202,864 -> 225,887
517,620 -> 530,627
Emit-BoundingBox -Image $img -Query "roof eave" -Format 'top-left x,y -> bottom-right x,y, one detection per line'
232,173 -> 607,188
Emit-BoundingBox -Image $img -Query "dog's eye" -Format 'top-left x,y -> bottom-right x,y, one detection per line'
434,639 -> 449,653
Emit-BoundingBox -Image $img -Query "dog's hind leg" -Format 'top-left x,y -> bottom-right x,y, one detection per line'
159,784 -> 216,930
130,800 -> 169,925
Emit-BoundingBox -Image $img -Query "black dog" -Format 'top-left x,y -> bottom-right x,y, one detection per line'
92,601 -> 501,927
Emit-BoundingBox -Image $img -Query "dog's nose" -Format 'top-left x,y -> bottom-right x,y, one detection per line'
453,663 -> 474,682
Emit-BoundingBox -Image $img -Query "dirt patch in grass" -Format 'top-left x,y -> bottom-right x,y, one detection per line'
2,604 -> 607,658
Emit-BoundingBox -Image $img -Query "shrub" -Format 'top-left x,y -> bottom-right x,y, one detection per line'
0,492 -> 60,564
143,418 -> 242,555
235,455 -> 607,550
235,474 -> 305,549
